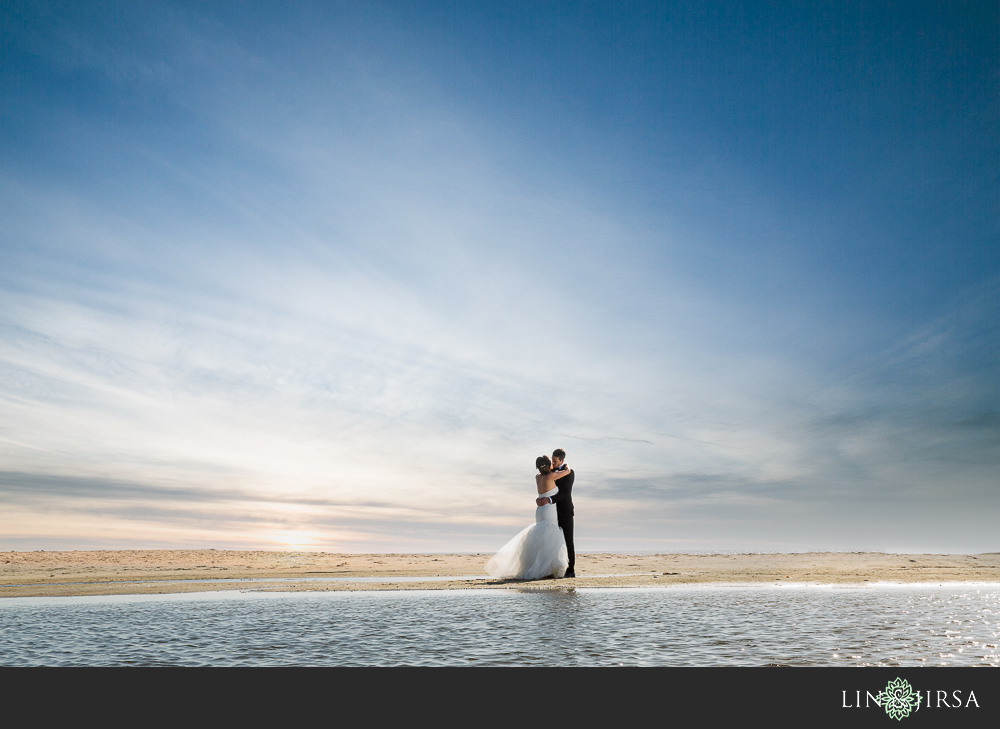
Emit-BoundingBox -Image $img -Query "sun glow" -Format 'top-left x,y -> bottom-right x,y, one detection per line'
267,531 -> 327,552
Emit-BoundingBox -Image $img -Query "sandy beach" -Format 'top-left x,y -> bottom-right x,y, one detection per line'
1,550 -> 997,598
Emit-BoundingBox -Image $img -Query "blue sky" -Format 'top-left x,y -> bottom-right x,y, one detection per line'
1,1 -> 996,553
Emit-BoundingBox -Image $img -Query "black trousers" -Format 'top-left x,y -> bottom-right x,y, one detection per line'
558,509 -> 575,572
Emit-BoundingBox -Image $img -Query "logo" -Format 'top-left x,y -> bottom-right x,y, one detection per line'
842,677 -> 979,720
876,678 -> 919,721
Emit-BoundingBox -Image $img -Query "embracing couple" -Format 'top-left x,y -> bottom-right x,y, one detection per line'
485,448 -> 576,581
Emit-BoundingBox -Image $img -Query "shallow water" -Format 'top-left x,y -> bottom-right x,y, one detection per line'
1,584 -> 997,666
0,574 -> 493,588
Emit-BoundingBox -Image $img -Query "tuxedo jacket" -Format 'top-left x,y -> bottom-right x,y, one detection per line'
549,465 -> 574,518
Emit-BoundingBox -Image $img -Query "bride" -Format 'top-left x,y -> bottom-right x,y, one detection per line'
485,455 -> 571,580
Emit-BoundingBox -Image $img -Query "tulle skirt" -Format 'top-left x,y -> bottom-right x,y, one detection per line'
485,504 -> 568,580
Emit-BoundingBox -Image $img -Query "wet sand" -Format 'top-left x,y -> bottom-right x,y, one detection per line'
1,550 -> 997,598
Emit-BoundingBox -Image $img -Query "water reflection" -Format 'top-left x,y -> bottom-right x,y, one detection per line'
1,585 -> 996,666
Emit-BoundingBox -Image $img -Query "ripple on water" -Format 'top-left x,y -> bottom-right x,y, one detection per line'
0,585 -> 997,666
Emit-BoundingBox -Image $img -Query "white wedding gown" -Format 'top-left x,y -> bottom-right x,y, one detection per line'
485,487 -> 569,580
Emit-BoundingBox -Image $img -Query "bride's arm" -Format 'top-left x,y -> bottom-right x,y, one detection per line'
537,469 -> 570,502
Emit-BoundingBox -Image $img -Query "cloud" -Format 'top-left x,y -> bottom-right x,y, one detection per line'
0,2 -> 995,552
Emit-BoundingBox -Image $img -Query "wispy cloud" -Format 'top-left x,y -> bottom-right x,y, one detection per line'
0,2 -> 995,552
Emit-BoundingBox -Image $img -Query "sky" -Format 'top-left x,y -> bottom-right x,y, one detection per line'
0,1 -> 997,554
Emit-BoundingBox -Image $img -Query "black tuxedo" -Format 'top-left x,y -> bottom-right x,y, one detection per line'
549,465 -> 575,573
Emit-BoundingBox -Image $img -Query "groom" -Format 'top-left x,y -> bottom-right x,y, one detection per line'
537,448 -> 575,578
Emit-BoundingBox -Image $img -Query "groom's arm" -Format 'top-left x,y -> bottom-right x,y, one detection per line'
536,468 -> 571,505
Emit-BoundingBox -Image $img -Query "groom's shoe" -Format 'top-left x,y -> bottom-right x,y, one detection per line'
563,570 -> 576,578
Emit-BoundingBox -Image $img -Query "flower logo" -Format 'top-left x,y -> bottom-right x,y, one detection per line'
877,677 -> 919,721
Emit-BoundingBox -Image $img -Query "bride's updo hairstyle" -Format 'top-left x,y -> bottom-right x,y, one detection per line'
536,455 -> 552,474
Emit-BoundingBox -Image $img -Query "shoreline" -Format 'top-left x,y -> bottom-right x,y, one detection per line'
2,550 -> 997,598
